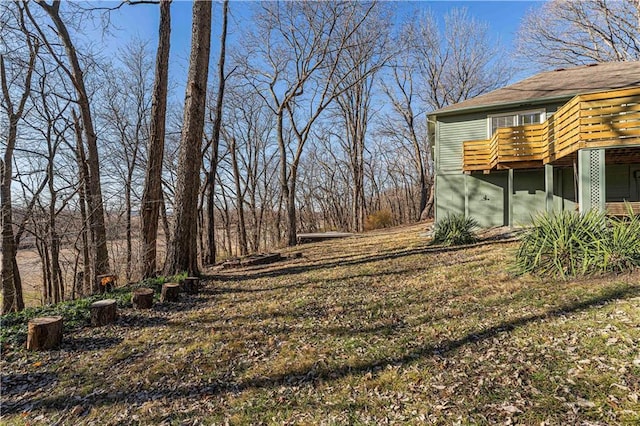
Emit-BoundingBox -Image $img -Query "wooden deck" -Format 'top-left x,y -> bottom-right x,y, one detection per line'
605,202 -> 640,217
296,232 -> 353,244
463,87 -> 640,172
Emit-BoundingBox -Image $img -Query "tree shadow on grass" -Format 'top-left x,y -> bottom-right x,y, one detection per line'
231,283 -> 640,388
209,256 -> 483,297
206,238 -> 516,284
116,312 -> 169,329
62,336 -> 124,352
8,283 -> 638,416
1,372 -> 58,396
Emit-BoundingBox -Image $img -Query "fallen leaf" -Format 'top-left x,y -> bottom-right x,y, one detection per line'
500,405 -> 522,414
575,398 -> 596,408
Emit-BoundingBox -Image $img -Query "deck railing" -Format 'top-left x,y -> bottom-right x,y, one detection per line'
463,87 -> 640,172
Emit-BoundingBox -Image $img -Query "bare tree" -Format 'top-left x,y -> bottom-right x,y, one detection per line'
165,0 -> 212,276
410,8 -> 513,110
28,0 -> 111,284
219,83 -> 278,253
516,0 -> 640,68
29,69 -> 72,304
70,109 -> 91,295
242,1 -> 380,246
332,6 -> 391,232
141,0 -> 171,278
380,58 -> 433,221
100,41 -> 152,282
0,3 -> 39,313
204,0 -> 229,265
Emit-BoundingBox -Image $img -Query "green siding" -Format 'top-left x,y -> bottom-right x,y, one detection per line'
512,170 -> 546,225
435,174 -> 465,219
467,173 -> 507,227
558,167 -> 578,211
437,113 -> 486,173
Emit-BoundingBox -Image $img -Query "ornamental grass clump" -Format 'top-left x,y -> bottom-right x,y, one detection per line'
602,211 -> 640,273
431,214 -> 479,246
515,208 -> 640,279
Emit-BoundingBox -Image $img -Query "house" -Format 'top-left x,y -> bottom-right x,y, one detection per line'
429,61 -> 640,228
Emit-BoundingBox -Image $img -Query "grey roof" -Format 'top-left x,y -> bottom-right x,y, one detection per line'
431,61 -> 640,116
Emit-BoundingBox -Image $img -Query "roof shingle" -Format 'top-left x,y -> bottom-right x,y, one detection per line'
431,61 -> 640,116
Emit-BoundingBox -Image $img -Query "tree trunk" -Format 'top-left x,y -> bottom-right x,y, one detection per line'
286,177 -> 298,246
230,138 -> 248,255
0,38 -> 37,313
125,182 -> 132,282
165,0 -> 212,276
141,0 -> 171,279
72,110 -> 92,295
205,0 -> 229,265
0,116 -> 23,314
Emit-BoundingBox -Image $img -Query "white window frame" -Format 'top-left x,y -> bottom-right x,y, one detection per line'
487,108 -> 546,138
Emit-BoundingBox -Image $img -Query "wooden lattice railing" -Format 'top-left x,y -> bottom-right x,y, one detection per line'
463,87 -> 640,172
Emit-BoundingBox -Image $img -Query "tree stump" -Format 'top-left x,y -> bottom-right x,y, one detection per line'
26,316 -> 63,351
182,276 -> 199,294
161,283 -> 180,302
90,299 -> 117,326
132,287 -> 154,309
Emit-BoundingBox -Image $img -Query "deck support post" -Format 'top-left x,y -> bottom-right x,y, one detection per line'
507,169 -> 514,228
578,149 -> 606,214
545,164 -> 554,213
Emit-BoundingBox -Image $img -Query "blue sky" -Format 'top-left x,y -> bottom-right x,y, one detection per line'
91,1 -> 541,98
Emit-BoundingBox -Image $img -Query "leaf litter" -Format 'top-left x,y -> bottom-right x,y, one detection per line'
1,224 -> 639,424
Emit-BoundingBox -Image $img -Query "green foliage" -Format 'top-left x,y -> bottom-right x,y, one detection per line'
364,209 -> 394,231
431,214 -> 479,246
0,273 -> 185,346
602,212 -> 640,273
515,209 -> 640,279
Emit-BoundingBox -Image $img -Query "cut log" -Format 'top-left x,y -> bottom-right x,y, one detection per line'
240,253 -> 282,267
222,258 -> 241,269
26,316 -> 63,351
90,299 -> 117,327
182,276 -> 199,294
161,283 -> 180,302
132,287 -> 154,309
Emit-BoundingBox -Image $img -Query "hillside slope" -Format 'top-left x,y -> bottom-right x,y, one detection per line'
1,224 -> 639,425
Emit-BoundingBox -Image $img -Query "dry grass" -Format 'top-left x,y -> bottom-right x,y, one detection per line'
1,223 -> 639,425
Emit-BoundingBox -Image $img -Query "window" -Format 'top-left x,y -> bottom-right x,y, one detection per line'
488,110 -> 545,137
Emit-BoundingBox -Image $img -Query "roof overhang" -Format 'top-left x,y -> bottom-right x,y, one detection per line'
428,93 -> 575,120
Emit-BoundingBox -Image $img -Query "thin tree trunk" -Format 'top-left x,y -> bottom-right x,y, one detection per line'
0,31 -> 37,313
141,0 -> 171,278
205,0 -> 229,264
230,138 -> 248,255
72,110 -> 92,294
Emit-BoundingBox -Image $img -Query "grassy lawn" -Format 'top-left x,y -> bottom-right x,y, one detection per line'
1,224 -> 639,425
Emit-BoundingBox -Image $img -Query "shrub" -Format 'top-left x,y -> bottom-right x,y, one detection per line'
364,209 -> 394,231
602,212 -> 640,273
431,214 -> 479,246
515,210 -> 607,279
515,209 -> 640,279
